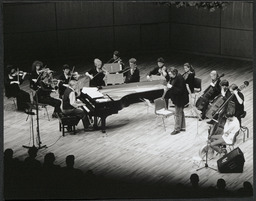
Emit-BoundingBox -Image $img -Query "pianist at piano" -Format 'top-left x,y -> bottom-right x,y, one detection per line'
62,80 -> 90,131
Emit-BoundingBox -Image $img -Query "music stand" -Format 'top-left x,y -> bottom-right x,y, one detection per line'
23,90 -> 47,149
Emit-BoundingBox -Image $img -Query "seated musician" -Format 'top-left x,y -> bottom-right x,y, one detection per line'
209,112 -> 240,154
58,64 -> 77,99
34,73 -> 62,118
230,84 -> 245,126
123,58 -> 140,83
146,57 -> 169,81
4,65 -> 32,113
207,79 -> 232,124
200,70 -> 222,119
30,60 -> 44,90
85,59 -> 106,87
62,80 -> 90,131
107,50 -> 124,70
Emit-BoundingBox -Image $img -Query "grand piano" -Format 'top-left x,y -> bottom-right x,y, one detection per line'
78,80 -> 166,133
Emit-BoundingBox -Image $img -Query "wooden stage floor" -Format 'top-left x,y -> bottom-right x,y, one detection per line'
3,52 -> 253,198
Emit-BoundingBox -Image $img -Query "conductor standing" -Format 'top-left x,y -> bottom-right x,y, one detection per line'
164,67 -> 189,135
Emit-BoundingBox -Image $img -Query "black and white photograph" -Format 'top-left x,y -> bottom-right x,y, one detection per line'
2,1 -> 254,200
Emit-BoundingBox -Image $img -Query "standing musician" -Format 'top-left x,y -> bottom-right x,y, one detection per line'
4,65 -> 32,113
183,63 -> 195,106
85,59 -> 106,87
30,60 -> 44,90
146,57 -> 170,81
200,70 -> 222,119
107,50 -> 125,70
62,80 -> 90,131
230,84 -> 245,126
34,73 -> 62,118
163,67 -> 189,135
209,112 -> 240,154
123,58 -> 140,83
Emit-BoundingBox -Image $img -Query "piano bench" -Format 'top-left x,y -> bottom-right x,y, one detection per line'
57,114 -> 80,136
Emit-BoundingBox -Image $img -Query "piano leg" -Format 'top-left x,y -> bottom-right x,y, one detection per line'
101,116 -> 106,133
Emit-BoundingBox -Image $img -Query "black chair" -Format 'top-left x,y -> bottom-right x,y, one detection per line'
57,113 -> 80,136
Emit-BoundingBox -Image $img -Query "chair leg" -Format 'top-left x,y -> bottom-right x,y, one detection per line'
44,106 -> 50,121
162,117 -> 166,131
62,124 -> 65,136
73,125 -> 76,134
13,99 -> 17,109
59,122 -> 61,131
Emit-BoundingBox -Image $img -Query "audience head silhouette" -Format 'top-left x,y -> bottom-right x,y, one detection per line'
217,178 -> 226,190
190,173 -> 199,187
44,152 -> 56,166
4,148 -> 14,160
66,155 -> 75,168
28,146 -> 38,158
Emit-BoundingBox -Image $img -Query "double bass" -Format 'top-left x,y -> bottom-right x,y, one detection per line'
195,73 -> 224,111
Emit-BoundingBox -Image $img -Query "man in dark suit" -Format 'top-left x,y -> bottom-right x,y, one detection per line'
124,58 -> 140,83
164,67 -> 189,135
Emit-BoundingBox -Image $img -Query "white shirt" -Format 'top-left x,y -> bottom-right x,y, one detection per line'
222,117 -> 240,144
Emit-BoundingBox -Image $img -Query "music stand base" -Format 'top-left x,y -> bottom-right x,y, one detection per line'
22,144 -> 47,149
196,163 -> 217,171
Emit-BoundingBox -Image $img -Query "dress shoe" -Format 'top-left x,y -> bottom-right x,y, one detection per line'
180,128 -> 186,132
206,120 -> 214,124
170,130 -> 180,135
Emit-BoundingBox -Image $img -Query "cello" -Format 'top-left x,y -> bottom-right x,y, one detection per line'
196,73 -> 224,111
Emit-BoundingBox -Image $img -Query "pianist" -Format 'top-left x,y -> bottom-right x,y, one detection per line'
124,58 -> 140,83
62,80 -> 90,131
85,58 -> 106,87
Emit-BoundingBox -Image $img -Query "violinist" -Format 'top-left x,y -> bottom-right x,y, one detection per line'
34,73 -> 62,118
147,57 -> 169,81
200,70 -> 222,119
163,67 -> 189,135
85,59 -> 106,87
107,50 -> 124,70
62,80 -> 90,131
30,60 -> 44,90
230,84 -> 245,126
4,65 -> 32,113
123,58 -> 140,83
58,64 -> 77,98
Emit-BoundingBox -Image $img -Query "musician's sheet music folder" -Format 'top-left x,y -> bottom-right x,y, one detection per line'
82,87 -> 104,99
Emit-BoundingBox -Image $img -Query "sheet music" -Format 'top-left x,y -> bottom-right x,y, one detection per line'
82,87 -> 104,99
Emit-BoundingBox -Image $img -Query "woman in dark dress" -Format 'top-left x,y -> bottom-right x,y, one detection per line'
183,63 -> 195,106
85,58 -> 106,87
5,65 -> 31,113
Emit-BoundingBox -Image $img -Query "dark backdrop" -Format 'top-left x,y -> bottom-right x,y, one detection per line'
3,2 -> 253,64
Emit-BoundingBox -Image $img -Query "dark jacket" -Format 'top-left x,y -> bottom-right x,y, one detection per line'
62,87 -> 75,110
88,67 -> 105,87
124,68 -> 140,83
166,73 -> 189,107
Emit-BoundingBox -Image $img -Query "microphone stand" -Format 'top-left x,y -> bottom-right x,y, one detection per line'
196,130 -> 217,172
23,88 -> 47,149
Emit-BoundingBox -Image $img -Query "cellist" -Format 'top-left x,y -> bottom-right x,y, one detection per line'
207,79 -> 231,125
230,84 -> 245,126
200,70 -> 222,119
